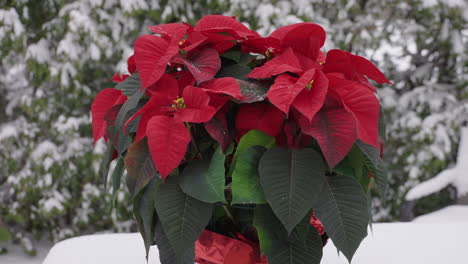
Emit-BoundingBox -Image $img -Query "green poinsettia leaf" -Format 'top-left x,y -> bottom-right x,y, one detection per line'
231,146 -> 267,205
259,147 -> 325,234
359,165 -> 371,192
179,146 -> 226,203
154,217 -> 195,264
235,130 -> 276,155
253,205 -> 285,256
348,146 -> 365,181
216,63 -> 251,79
288,213 -> 313,245
333,156 -> 355,178
229,129 -> 275,176
267,230 -> 322,264
356,140 -> 388,197
103,104 -> 132,156
134,177 -> 160,259
111,156 -> 125,207
124,138 -> 160,198
101,140 -> 115,188
334,145 -> 371,192
254,205 -> 323,264
378,108 -> 386,142
155,176 -> 213,257
221,46 -> 257,65
114,88 -> 145,154
312,174 -> 369,262
238,52 -> 257,65
221,49 -> 242,62
115,73 -> 141,97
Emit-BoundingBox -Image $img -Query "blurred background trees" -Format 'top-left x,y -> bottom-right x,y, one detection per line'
0,0 -> 467,254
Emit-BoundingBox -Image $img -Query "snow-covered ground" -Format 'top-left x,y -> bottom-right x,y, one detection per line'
3,206 -> 467,264
322,222 -> 468,264
413,205 -> 468,223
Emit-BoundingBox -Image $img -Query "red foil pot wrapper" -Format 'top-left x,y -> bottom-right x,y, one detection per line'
195,214 -> 326,264
195,230 -> 267,264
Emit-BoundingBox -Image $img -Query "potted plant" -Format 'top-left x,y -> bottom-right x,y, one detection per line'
91,15 -> 390,264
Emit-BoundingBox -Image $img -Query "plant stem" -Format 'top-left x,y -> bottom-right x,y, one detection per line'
222,205 -> 235,222
222,204 -> 242,233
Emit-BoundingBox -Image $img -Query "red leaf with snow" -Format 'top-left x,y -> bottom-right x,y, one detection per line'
295,52 -> 322,72
323,50 -> 391,90
292,69 -> 328,121
269,23 -> 309,40
191,32 -> 236,54
298,93 -> 357,168
127,55 -> 136,74
265,74 -> 298,114
208,94 -> 230,111
148,23 -> 189,40
199,77 -> 242,99
182,31 -> 208,52
175,48 -> 221,84
241,37 -> 281,55
282,24 -> 326,59
328,75 -> 380,148
147,73 -> 180,99
176,71 -> 196,91
134,35 -> 178,88
267,68 -> 318,115
353,54 -> 392,84
241,36 -> 281,55
111,73 -> 129,83
91,88 -> 126,143
247,48 -> 303,79
175,86 -> 217,123
235,103 -> 284,139
146,116 -> 191,180
270,23 -> 326,60
194,15 -> 259,39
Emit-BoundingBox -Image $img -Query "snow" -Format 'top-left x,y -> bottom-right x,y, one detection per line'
406,127 -> 468,200
120,0 -> 149,11
444,0 -> 466,8
0,123 -> 17,141
39,190 -> 66,213
322,222 -> 468,264
0,8 -> 24,37
40,215 -> 468,264
57,34 -> 81,61
406,167 -> 457,200
53,115 -> 88,134
369,40 -> 412,72
26,39 -> 51,63
413,205 -> 468,223
31,140 -> 59,160
43,233 -> 160,264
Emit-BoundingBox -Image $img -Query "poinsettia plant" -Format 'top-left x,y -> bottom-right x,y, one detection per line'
92,15 -> 390,264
